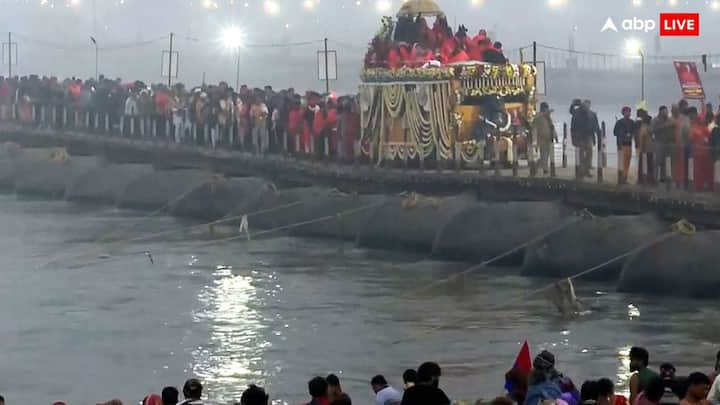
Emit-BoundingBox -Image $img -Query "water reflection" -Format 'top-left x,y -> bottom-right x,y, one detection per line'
193,262 -> 268,403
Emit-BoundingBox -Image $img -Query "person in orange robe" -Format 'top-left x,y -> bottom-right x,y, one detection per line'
447,45 -> 470,64
287,96 -> 304,154
671,104 -> 687,188
688,107 -> 713,191
387,45 -> 402,69
313,100 -> 338,159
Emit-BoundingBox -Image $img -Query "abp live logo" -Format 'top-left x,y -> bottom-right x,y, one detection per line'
659,13 -> 699,36
600,13 -> 699,36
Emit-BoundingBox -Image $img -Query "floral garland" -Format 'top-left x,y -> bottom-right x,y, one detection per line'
361,67 -> 455,83
361,63 -> 536,84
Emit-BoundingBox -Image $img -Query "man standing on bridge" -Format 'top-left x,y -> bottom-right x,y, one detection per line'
570,99 -> 600,178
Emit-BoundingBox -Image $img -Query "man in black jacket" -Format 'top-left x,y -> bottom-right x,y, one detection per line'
570,99 -> 600,177
614,106 -> 637,184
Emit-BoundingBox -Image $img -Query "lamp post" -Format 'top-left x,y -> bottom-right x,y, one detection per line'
639,49 -> 645,102
90,36 -> 98,81
220,27 -> 245,90
625,38 -> 644,102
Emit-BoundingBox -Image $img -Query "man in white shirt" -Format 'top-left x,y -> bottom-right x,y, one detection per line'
708,374 -> 720,404
372,375 -> 402,405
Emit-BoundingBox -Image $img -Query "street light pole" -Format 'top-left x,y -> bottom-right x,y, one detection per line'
235,51 -> 241,91
639,50 -> 645,101
90,36 -> 98,81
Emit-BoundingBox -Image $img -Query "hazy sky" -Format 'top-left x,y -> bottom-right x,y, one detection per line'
0,0 -> 717,91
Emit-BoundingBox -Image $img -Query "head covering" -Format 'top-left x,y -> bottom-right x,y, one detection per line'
143,394 -> 163,405
533,350 -> 555,372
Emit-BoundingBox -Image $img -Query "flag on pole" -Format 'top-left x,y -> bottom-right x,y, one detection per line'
505,340 -> 532,392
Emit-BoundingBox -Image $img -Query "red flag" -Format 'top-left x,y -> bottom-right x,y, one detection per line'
514,340 -> 532,373
505,340 -> 532,392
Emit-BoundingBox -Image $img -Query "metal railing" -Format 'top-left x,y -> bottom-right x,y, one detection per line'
1,101 -> 718,196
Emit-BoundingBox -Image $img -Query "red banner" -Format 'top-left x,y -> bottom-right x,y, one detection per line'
674,61 -> 705,100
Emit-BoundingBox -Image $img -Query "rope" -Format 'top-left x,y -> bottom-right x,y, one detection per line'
390,218 -> 695,345
403,212 -> 590,298
191,201 -> 385,248
77,200 -> 387,268
40,194 -> 304,269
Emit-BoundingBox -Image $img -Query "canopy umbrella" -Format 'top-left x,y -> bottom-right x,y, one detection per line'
396,0 -> 445,17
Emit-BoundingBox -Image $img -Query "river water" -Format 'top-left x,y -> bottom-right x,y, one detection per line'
0,195 -> 718,405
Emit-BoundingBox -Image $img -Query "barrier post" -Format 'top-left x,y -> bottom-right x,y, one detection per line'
562,123 -> 568,169
165,118 -> 170,139
105,114 -> 110,133
40,105 -> 46,125
11,103 -> 17,121
353,140 -> 361,166
493,135 -> 501,176
283,130 -> 288,156
478,142 -> 486,176
51,106 -> 57,128
665,154 -> 672,191
529,140 -> 537,178
550,139 -> 557,178
61,107 -> 67,128
638,152 -> 646,186
511,136 -> 519,177
688,155 -> 694,192
153,119 -> 158,138
85,111 -> 90,128
324,137 -> 329,162
295,134 -> 301,156
74,111 -> 79,128
574,144 -> 581,181
597,127 -> 604,183
31,104 -> 36,123
601,121 -> 608,168
130,117 -> 136,136
454,142 -> 461,171
204,124 -> 209,145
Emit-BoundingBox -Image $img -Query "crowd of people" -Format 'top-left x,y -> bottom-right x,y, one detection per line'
531,98 -> 720,190
0,75 -> 361,161
8,347 -> 717,405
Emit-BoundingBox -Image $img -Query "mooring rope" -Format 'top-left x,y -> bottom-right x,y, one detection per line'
190,200 -> 387,248
40,198 -> 305,269
404,209 -> 595,297
390,218 -> 696,345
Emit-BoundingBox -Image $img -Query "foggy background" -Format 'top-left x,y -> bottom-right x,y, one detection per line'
1,0 -> 720,108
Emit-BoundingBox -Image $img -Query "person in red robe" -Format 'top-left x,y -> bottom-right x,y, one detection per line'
447,45 -> 470,64
302,92 -> 320,155
387,45 -> 402,69
439,36 -> 457,64
313,99 -> 338,159
689,107 -> 713,191
287,96 -> 304,154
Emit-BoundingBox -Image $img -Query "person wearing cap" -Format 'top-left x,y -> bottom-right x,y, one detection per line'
614,106 -> 637,184
178,378 -> 204,405
532,102 -> 557,175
